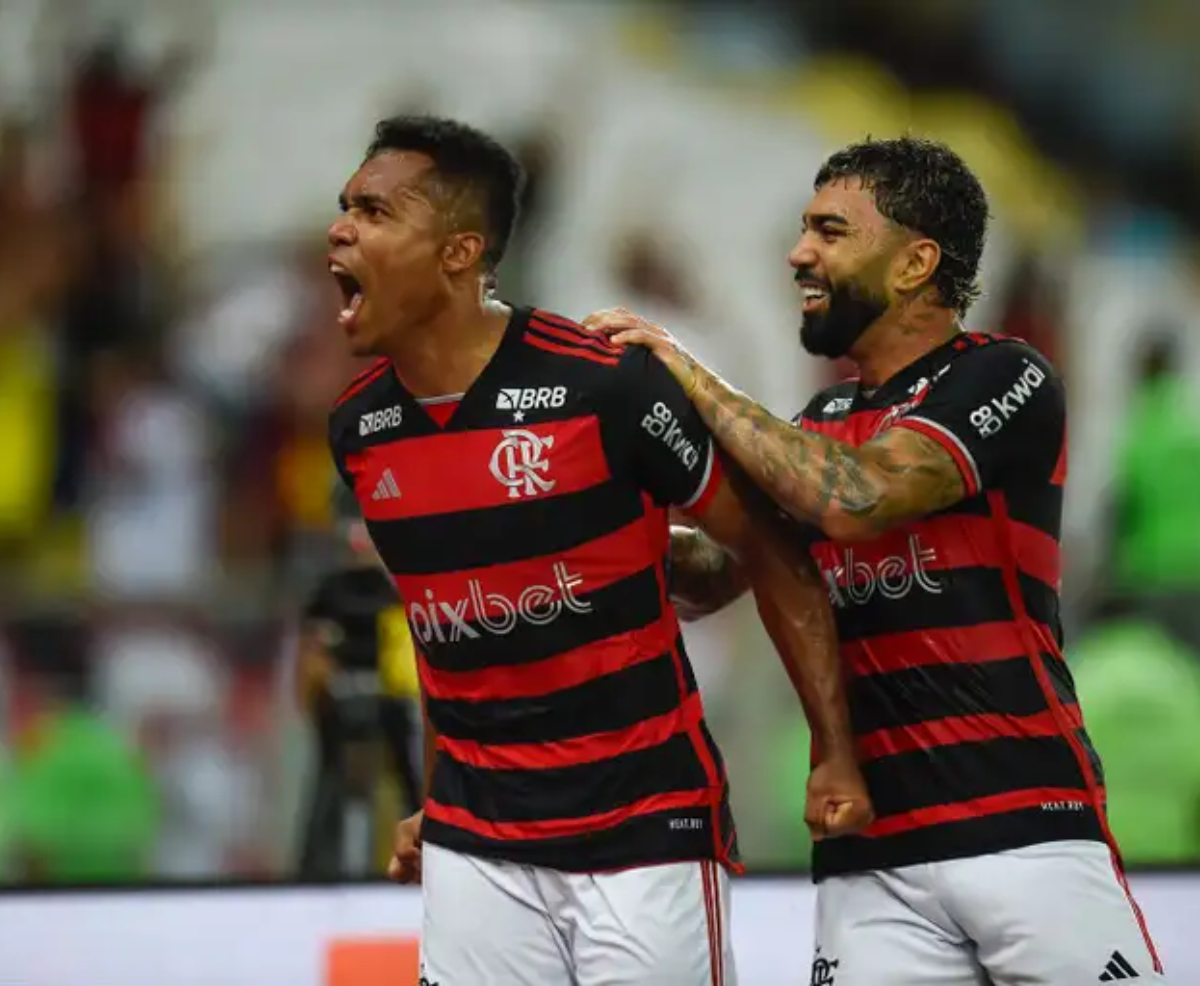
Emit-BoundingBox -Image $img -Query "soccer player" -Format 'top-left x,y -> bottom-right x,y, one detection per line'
585,137 -> 1168,985
296,484 -> 422,878
325,115 -> 872,984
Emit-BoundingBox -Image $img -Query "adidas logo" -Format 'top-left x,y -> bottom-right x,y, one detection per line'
371,468 -> 401,502
1099,950 -> 1140,980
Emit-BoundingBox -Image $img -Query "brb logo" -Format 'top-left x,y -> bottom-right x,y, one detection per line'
970,359 -> 1047,438
407,562 -> 592,644
490,429 -> 556,499
360,404 -> 403,436
819,534 -> 942,609
496,386 -> 567,412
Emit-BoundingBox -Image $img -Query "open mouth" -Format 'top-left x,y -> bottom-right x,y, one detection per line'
330,265 -> 365,330
798,280 -> 830,313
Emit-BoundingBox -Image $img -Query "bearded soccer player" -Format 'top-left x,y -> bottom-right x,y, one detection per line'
586,138 -> 1166,985
325,115 -> 871,985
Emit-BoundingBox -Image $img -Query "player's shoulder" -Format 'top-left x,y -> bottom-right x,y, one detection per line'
519,308 -> 626,377
942,331 -> 1062,384
514,307 -> 646,408
796,379 -> 860,425
330,358 -> 392,426
333,358 -> 392,412
329,358 -> 406,458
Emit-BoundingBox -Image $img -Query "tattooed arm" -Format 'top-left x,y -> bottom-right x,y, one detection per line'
580,309 -> 1059,543
669,525 -> 749,620
688,377 -> 966,542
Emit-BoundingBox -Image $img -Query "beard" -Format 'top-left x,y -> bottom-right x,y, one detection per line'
799,277 -> 889,360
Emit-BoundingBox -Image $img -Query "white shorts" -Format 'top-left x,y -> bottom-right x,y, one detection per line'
421,843 -> 736,985
813,841 -> 1166,984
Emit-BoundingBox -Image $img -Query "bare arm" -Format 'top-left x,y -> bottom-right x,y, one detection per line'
689,372 -> 965,542
581,309 -> 968,543
692,476 -> 856,761
668,525 -> 749,620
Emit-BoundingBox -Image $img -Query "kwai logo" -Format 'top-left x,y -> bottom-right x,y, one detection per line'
641,401 -> 701,470
819,534 -> 943,608
969,359 -> 1047,438
407,562 -> 592,645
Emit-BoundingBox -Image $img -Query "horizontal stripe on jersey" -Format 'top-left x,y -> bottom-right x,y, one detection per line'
425,644 -> 690,744
421,794 -> 735,872
439,692 -> 705,771
368,479 -> 647,573
434,731 -> 711,821
811,510 -> 1060,590
841,620 -> 1061,676
849,653 -> 1074,734
347,416 -> 611,522
806,564 -> 1060,641
863,735 -> 1088,819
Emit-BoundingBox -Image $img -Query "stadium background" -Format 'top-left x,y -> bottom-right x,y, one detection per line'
1,0 -> 1199,916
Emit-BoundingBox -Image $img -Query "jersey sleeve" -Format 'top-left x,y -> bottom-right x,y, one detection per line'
620,347 -> 722,513
890,341 -> 1065,495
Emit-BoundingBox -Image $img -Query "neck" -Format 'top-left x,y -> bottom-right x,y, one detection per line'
382,289 -> 511,398
851,305 -> 961,389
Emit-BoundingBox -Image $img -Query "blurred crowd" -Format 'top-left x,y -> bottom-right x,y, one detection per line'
0,0 -> 1199,883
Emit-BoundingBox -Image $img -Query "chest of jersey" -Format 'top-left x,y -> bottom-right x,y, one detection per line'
800,391 -> 989,633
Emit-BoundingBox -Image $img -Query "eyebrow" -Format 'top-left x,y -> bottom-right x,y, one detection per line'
804,211 -> 851,230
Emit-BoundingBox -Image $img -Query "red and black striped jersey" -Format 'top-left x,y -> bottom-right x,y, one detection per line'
796,333 -> 1109,879
328,307 -> 738,872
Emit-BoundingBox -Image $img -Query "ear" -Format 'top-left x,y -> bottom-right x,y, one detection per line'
442,231 -> 487,275
893,237 -> 941,295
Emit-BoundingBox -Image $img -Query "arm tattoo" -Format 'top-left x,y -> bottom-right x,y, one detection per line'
689,371 -> 965,537
668,526 -> 748,617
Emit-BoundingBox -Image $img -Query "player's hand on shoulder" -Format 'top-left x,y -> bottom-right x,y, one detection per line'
387,810 -> 424,884
805,755 -> 874,841
581,307 -> 701,397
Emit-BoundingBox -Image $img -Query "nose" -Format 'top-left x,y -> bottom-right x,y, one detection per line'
788,234 -> 819,272
328,214 -> 356,248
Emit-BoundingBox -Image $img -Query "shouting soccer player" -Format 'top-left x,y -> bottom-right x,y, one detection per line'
586,138 -> 1167,985
325,115 -> 872,984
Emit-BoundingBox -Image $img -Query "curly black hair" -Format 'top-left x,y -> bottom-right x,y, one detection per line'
814,136 -> 989,316
366,114 -> 525,272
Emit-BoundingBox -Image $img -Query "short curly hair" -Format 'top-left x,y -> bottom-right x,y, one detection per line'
366,114 -> 524,272
814,136 -> 989,316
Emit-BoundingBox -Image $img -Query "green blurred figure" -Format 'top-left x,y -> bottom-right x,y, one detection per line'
1071,616 -> 1200,863
4,702 -> 158,883
1109,334 -> 1200,648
